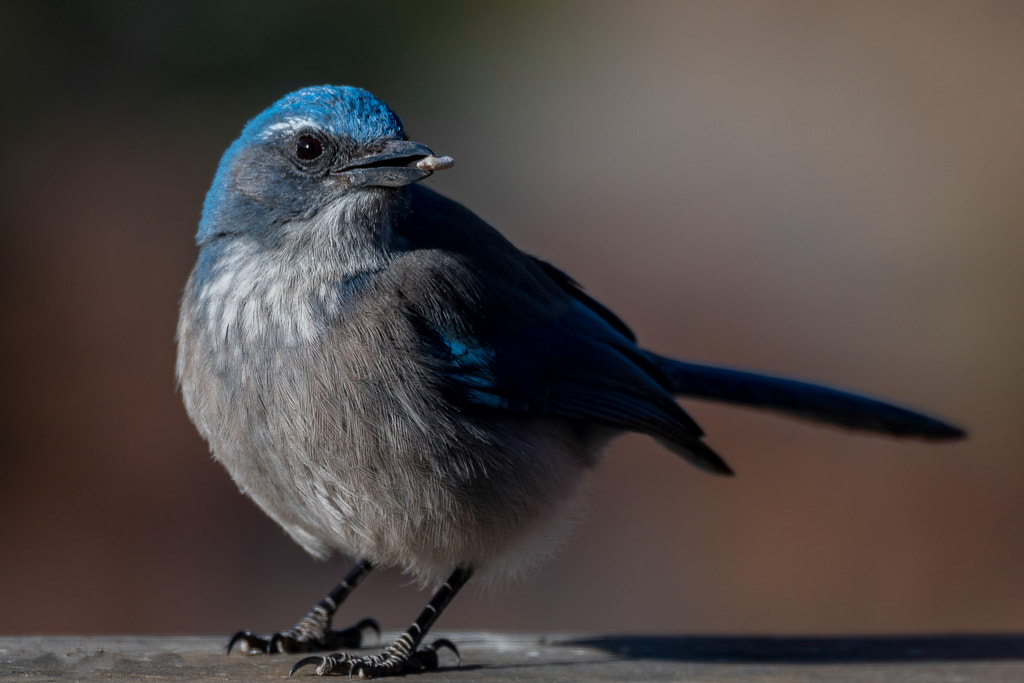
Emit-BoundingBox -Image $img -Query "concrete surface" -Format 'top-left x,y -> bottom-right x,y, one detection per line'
2,633 -> 1024,681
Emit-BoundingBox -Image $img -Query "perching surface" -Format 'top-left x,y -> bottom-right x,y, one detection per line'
3,633 -> 1024,682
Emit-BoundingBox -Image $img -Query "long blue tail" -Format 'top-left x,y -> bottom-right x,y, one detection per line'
647,354 -> 965,440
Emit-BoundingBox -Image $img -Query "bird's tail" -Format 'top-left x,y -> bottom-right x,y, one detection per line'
646,354 -> 966,440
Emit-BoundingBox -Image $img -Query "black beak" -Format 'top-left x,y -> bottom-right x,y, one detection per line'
333,140 -> 447,188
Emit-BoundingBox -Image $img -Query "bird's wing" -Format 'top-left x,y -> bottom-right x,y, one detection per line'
392,186 -> 730,474
421,299 -> 731,475
527,257 -> 639,343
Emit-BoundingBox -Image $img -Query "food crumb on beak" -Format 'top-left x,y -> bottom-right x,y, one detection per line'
416,155 -> 455,172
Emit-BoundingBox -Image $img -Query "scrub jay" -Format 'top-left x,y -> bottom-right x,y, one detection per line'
176,85 -> 964,677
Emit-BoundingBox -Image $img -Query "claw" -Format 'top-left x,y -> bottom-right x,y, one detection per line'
352,618 -> 381,643
226,630 -> 260,655
289,655 -> 326,676
226,631 -> 244,655
427,638 -> 461,666
403,638 -> 460,672
268,632 -> 286,653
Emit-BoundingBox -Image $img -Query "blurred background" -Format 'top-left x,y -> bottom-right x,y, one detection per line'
1,1 -> 1022,637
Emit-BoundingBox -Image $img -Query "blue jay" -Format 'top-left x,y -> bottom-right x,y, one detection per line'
176,85 -> 964,677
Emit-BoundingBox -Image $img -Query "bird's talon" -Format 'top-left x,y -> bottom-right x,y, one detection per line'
288,655 -> 326,676
226,631 -> 244,655
226,630 -> 268,655
428,638 -> 460,665
353,617 -> 381,643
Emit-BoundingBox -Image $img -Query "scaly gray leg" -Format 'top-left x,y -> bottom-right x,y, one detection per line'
290,565 -> 473,677
228,560 -> 378,654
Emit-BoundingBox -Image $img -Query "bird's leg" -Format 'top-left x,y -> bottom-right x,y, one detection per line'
290,564 -> 473,677
228,560 -> 378,654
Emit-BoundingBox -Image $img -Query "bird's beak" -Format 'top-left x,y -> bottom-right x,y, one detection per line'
333,140 -> 454,189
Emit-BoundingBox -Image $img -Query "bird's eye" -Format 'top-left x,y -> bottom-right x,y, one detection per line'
295,134 -> 324,161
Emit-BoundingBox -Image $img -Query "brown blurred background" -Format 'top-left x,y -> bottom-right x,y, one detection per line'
1,1 -> 1022,637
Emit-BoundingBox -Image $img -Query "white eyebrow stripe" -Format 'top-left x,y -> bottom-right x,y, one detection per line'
259,117 -> 319,139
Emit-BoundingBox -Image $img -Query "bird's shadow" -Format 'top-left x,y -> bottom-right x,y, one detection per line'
559,633 -> 1024,663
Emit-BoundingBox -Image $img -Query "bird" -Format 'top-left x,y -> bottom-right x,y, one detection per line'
175,85 -> 965,677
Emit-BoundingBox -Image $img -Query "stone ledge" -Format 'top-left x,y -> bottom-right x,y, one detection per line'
3,633 -> 1024,681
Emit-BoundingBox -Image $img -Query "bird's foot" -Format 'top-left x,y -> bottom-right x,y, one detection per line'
227,610 -> 379,655
289,637 -> 459,677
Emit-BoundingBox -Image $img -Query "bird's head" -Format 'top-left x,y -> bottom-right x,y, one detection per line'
196,85 -> 451,246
